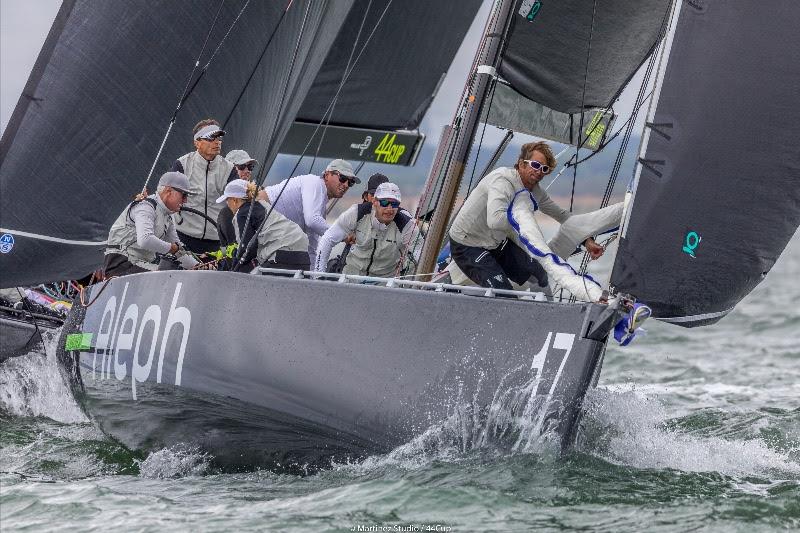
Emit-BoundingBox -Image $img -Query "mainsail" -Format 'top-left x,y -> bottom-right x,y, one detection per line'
0,0 -> 480,288
611,0 -> 800,326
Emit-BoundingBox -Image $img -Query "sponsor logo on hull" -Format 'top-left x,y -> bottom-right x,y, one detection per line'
90,282 -> 191,400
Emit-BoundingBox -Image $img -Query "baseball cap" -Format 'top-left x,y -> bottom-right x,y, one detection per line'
225,149 -> 258,166
374,182 -> 401,202
364,173 -> 389,195
158,171 -> 193,194
325,159 -> 360,183
215,179 -> 249,203
194,124 -> 226,141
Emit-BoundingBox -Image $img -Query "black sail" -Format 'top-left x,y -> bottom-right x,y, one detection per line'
499,0 -> 672,114
296,0 -> 482,130
0,0 -> 480,288
610,0 -> 800,327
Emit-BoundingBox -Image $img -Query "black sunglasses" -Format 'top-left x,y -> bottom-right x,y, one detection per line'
236,163 -> 255,171
377,199 -> 400,209
336,173 -> 356,187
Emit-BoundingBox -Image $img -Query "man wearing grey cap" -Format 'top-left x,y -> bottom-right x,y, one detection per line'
169,118 -> 238,254
265,158 -> 360,263
104,172 -> 199,277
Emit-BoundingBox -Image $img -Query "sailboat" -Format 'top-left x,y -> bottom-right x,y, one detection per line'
1,0 -> 797,471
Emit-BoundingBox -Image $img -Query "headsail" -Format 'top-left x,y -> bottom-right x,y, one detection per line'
499,0 -> 672,114
0,0 -> 480,288
611,0 -> 800,326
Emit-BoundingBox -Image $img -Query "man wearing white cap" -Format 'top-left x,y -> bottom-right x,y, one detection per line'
170,118 -> 238,254
215,179 -> 309,271
104,172 -> 199,277
265,159 -> 360,263
315,182 -> 417,277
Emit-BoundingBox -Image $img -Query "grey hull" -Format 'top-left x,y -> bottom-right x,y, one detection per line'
59,271 -> 614,470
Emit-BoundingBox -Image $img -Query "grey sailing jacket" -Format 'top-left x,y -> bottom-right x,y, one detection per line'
172,151 -> 235,241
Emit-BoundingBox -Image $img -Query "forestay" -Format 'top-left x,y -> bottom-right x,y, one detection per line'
611,0 -> 800,326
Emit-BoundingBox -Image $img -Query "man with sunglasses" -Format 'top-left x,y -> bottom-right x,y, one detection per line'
103,172 -> 199,277
216,149 -> 260,251
315,182 -> 416,277
448,141 -> 612,296
169,119 -> 238,255
265,159 -> 360,263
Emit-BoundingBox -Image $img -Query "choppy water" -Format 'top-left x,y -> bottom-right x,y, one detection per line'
2,236 -> 798,532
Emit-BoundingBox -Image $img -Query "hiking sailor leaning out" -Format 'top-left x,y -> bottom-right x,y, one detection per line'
104,172 -> 199,277
315,182 -> 417,277
217,179 -> 310,271
448,141 -> 623,302
264,159 -> 360,264
170,118 -> 237,254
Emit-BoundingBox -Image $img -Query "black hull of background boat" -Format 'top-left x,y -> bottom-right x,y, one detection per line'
56,271 -> 615,471
0,311 -> 61,363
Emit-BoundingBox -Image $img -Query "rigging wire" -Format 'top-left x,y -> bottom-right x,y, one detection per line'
221,0 -> 296,128
574,0 -> 677,286
236,1 -> 395,270
569,0 -> 599,214
141,0 -> 252,194
267,0 -> 394,187
233,0 -> 314,269
309,0 -> 374,172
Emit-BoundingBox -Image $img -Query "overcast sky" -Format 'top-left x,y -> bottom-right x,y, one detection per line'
0,0 -> 60,133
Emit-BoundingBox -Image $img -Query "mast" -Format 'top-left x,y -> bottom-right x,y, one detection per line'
416,0 -> 517,277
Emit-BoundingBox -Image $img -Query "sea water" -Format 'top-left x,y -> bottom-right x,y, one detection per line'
1,235 -> 798,532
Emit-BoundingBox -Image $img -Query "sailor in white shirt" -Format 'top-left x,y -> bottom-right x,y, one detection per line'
265,159 -> 360,263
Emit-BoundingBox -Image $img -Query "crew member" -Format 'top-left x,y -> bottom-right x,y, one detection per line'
104,172 -> 199,277
448,141 -> 621,302
265,159 -> 360,263
315,182 -> 417,277
217,149 -> 259,250
217,179 -> 310,271
170,119 -> 237,254
361,173 -> 389,203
